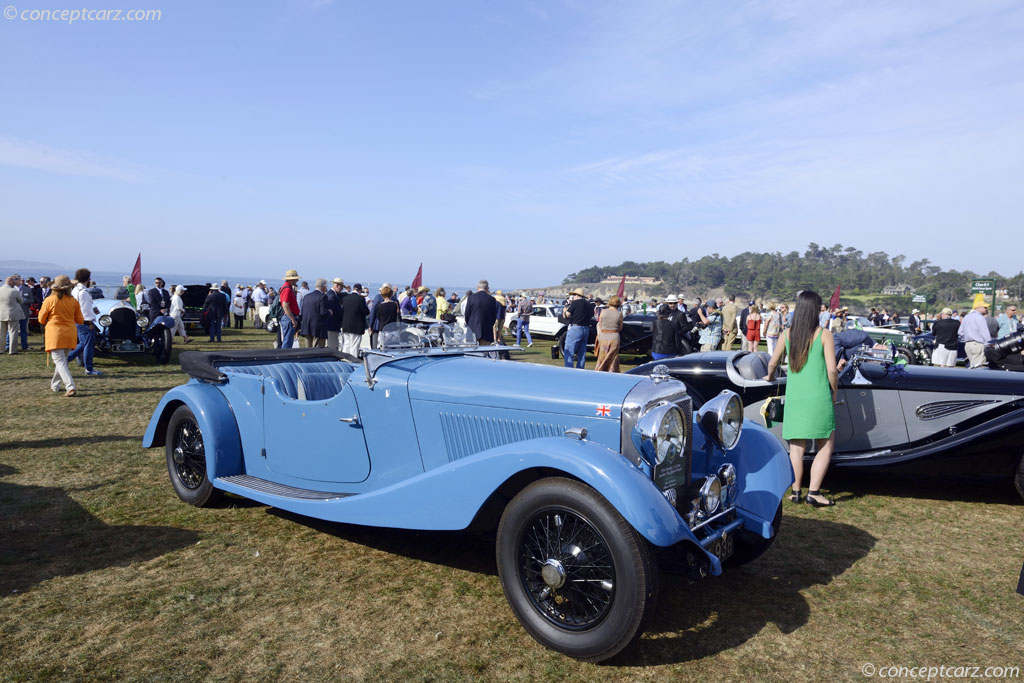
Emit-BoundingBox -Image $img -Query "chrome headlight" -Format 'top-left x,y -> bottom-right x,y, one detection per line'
98,314 -> 112,327
697,390 -> 743,450
136,315 -> 149,327
632,403 -> 686,467
699,476 -> 722,515
717,463 -> 737,507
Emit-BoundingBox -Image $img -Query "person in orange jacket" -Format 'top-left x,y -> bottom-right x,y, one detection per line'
37,275 -> 84,396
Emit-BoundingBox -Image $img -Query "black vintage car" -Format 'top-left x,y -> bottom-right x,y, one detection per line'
93,298 -> 175,364
177,284 -> 209,330
549,312 -> 700,359
628,349 -> 1024,500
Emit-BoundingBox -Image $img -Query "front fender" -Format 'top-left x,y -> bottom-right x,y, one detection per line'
146,316 -> 175,336
693,420 -> 791,537
142,382 -> 243,480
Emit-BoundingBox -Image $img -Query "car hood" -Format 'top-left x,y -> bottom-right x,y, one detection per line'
405,355 -> 647,418
94,299 -> 136,316
885,363 -> 1024,395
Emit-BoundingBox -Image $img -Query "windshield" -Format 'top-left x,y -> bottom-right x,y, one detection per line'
379,321 -> 478,351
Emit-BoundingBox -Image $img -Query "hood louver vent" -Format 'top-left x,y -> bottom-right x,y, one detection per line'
440,412 -> 570,462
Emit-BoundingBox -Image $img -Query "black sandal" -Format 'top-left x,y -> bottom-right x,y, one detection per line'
789,488 -> 802,504
805,490 -> 835,507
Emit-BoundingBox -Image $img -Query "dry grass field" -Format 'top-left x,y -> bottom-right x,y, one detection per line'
1,326 -> 1021,681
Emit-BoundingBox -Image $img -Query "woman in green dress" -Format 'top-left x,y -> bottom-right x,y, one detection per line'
764,290 -> 839,507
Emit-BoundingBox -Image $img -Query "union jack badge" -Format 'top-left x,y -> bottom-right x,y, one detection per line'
595,404 -> 611,417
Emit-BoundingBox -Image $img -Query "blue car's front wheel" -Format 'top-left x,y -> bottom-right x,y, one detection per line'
166,405 -> 222,507
496,477 -> 658,662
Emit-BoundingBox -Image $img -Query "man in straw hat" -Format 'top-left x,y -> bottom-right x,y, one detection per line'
958,293 -> 992,368
279,269 -> 301,349
561,287 -> 593,368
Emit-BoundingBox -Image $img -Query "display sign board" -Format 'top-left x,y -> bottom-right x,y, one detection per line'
971,279 -> 996,296
912,294 -> 926,303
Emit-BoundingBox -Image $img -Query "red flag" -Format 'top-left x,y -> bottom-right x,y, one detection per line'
829,285 -> 841,311
130,253 -> 142,286
410,263 -> 422,290
616,275 -> 626,299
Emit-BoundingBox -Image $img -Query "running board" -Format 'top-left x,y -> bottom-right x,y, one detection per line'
216,474 -> 354,501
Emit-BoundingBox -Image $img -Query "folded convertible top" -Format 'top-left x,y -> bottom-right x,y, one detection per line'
180,348 -> 358,383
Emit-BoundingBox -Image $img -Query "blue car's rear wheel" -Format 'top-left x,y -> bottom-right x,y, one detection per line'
166,405 -> 222,507
496,477 -> 657,662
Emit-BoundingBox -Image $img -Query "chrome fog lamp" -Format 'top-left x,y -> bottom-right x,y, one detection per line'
136,315 -> 149,327
631,403 -> 686,467
699,475 -> 722,515
697,390 -> 744,450
98,314 -> 112,327
717,463 -> 737,507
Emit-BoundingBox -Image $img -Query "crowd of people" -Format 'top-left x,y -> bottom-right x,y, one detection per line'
6,263 -> 1023,400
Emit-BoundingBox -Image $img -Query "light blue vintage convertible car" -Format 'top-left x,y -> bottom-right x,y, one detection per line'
143,323 -> 791,661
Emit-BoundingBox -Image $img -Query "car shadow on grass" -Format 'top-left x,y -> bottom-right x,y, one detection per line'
616,516 -> 876,666
0,434 -> 139,451
0,466 -> 199,595
827,470 -> 1021,505
267,509 -> 499,576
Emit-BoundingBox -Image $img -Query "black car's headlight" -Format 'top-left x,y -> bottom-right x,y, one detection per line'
697,390 -> 743,450
136,315 -> 149,327
98,314 -> 112,327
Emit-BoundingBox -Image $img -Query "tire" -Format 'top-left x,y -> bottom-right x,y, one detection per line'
154,328 -> 173,364
496,478 -> 658,662
554,331 -> 566,359
894,347 -> 915,365
508,320 -> 518,336
1015,455 -> 1024,501
724,502 -> 781,566
165,405 -> 222,507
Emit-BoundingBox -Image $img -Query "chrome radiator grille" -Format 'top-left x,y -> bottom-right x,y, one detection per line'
108,308 -> 138,340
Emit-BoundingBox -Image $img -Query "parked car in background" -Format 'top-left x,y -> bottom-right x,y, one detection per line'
144,322 -> 791,661
178,284 -> 208,330
93,297 -> 175,363
628,349 -> 1024,500
504,302 -> 566,339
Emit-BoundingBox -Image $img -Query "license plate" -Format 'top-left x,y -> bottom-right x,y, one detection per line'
710,532 -> 734,561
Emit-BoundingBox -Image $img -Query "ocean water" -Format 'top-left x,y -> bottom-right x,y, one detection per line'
84,270 -> 475,300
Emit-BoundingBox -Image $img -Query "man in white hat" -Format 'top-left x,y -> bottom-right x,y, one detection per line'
561,287 -> 593,368
279,269 -> 301,349
252,280 -> 269,328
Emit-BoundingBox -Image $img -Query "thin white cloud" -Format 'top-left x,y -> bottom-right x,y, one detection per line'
0,136 -> 150,182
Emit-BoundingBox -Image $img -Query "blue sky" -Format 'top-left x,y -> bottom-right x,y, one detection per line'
2,0 -> 1023,287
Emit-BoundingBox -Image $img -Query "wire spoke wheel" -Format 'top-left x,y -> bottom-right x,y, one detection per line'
172,417 -> 206,489
518,508 -> 615,629
165,405 -> 221,507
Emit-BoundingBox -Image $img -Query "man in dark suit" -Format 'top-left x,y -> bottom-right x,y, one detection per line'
202,285 -> 228,342
340,283 -> 370,357
146,277 -> 171,316
464,279 -> 497,343
325,278 -> 345,351
300,278 -> 330,348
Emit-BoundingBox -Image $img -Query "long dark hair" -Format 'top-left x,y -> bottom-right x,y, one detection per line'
788,290 -> 822,373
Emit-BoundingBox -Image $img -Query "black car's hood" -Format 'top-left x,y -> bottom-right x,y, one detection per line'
857,361 -> 1024,396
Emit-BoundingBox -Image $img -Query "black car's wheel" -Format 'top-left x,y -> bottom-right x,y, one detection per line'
166,405 -> 222,507
1015,455 -> 1024,501
724,502 -> 782,566
154,328 -> 173,364
496,478 -> 658,662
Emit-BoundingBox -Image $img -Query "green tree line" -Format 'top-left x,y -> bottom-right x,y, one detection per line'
564,243 -> 1024,304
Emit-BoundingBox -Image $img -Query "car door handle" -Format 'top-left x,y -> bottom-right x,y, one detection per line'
834,399 -> 846,406
339,416 -> 359,424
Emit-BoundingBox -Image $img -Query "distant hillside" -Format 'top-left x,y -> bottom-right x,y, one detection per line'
0,259 -> 66,273
563,243 -> 1022,305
